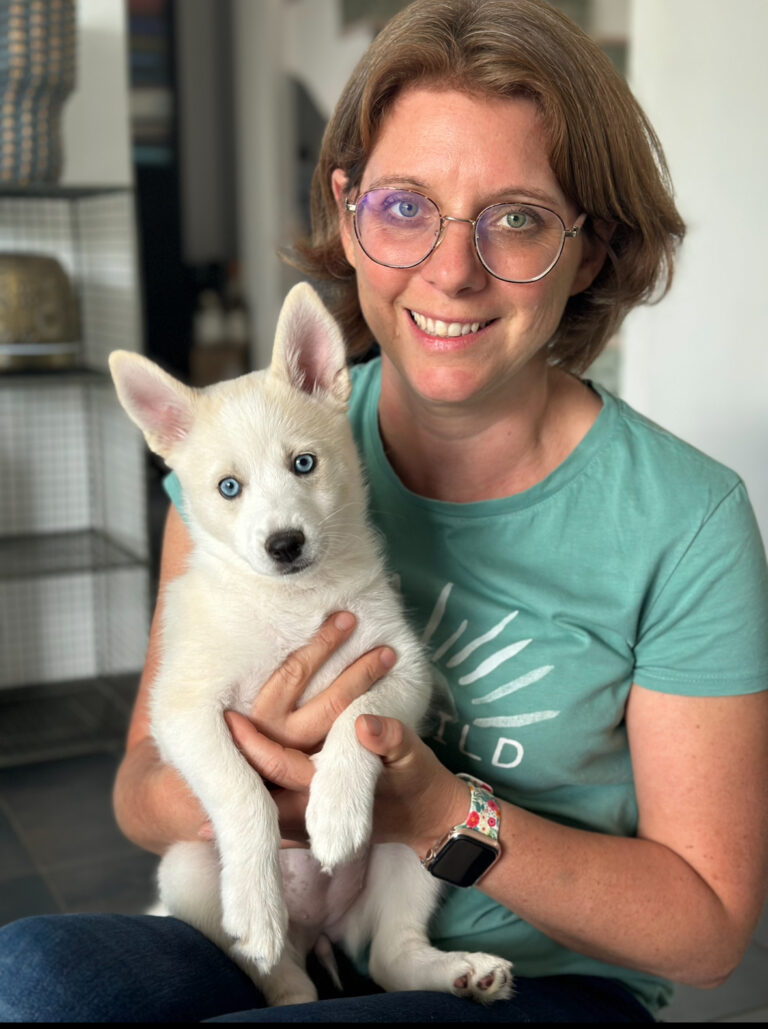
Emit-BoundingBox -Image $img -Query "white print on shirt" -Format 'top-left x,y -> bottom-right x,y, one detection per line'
422,583 -> 560,772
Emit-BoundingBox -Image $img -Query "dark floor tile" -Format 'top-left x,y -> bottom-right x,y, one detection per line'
0,753 -> 133,869
0,804 -> 35,881
48,849 -> 159,916
0,873 -> 60,927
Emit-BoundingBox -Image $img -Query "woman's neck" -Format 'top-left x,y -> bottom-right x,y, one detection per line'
377,359 -> 602,504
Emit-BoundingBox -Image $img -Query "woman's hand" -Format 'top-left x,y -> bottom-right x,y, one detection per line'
225,704 -> 467,856
242,611 -> 395,750
354,715 -> 469,855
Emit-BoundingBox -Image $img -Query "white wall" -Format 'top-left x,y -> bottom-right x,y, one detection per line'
283,0 -> 372,120
60,0 -> 132,187
622,0 -> 768,545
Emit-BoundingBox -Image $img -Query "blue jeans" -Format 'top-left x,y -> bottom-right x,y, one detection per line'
0,914 -> 655,1022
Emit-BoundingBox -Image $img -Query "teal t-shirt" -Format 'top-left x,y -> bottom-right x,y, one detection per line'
164,359 -> 768,1016
345,358 -> 768,1015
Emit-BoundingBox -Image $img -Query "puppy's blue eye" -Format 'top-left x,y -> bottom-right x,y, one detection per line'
293,453 -> 316,476
218,477 -> 242,499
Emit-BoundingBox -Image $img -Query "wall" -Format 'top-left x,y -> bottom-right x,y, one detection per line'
175,0 -> 237,264
622,0 -> 768,546
283,0 -> 372,120
60,0 -> 132,187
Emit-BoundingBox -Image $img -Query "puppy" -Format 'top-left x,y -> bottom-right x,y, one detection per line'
109,283 -> 513,1006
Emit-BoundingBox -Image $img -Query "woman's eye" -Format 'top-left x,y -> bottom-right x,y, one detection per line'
504,210 -> 530,230
382,192 -> 423,220
218,477 -> 242,499
293,453 -> 316,475
395,199 -> 420,218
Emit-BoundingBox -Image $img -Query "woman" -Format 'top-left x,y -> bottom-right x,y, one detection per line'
2,0 -> 767,1022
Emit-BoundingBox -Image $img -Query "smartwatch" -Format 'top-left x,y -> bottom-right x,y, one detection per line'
421,773 -> 501,888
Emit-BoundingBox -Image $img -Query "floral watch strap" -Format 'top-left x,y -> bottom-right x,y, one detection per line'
456,773 -> 500,841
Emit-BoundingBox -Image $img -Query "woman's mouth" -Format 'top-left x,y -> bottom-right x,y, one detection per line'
408,309 -> 495,338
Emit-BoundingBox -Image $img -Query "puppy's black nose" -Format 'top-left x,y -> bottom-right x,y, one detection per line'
265,529 -> 306,565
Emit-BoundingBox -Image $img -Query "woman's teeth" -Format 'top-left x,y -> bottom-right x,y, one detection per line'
410,310 -> 487,338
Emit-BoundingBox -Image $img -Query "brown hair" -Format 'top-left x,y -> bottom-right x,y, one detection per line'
289,0 -> 685,372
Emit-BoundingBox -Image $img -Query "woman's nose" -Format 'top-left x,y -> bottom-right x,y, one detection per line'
421,217 -> 488,294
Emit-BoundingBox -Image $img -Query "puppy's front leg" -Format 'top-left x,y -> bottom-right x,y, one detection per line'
152,688 -> 288,973
306,662 -> 430,872
306,700 -> 382,872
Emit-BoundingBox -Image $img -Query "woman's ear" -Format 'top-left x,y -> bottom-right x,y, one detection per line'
332,168 -> 357,269
569,218 -> 614,297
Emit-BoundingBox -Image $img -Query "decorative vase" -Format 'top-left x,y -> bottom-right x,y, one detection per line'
0,253 -> 80,370
0,0 -> 77,186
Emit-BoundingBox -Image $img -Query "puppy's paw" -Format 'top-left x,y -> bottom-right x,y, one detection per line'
306,743 -> 379,872
222,883 -> 288,974
306,799 -> 370,873
449,952 -> 514,1005
305,787 -> 371,873
258,965 -> 319,1007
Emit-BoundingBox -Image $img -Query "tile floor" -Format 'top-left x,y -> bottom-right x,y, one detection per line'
0,745 -> 766,1022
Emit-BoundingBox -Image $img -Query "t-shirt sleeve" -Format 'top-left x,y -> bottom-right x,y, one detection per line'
163,470 -> 185,518
633,482 -> 768,696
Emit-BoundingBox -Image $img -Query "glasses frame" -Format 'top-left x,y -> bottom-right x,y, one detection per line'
345,188 -> 587,284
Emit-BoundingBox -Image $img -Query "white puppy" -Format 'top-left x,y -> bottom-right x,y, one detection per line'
109,283 -> 513,1007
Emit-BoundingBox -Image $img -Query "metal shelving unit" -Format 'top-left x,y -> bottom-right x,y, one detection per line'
0,187 -> 150,766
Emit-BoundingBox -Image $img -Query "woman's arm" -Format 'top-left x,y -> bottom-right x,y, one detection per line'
354,686 -> 768,989
112,505 -> 208,855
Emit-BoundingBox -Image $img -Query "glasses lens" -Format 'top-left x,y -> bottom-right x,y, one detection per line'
476,204 -> 566,282
354,189 -> 441,268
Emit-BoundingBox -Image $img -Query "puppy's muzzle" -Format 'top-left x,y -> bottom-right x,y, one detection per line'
265,529 -> 308,573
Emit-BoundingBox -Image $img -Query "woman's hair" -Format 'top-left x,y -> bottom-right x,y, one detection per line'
289,0 -> 686,372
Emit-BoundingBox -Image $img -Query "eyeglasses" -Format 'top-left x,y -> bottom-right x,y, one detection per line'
345,187 -> 587,284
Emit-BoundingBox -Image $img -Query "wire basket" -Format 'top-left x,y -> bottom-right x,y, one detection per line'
0,0 -> 77,186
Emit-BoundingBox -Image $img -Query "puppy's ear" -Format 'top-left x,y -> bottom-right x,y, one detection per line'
271,283 -> 351,406
109,351 -> 196,461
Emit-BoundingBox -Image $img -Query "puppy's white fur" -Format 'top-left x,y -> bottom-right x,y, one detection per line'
109,283 -> 513,1006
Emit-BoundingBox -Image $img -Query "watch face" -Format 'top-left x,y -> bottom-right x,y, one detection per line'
428,833 -> 499,888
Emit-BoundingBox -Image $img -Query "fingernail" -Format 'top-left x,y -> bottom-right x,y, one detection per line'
365,715 -> 383,736
379,647 -> 396,669
334,612 -> 355,632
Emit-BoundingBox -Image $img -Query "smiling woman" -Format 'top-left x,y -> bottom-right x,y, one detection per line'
328,89 -> 602,432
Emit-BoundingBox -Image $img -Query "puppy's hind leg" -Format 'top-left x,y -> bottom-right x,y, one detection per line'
159,841 -> 317,1006
158,840 -> 228,947
340,844 -> 514,1005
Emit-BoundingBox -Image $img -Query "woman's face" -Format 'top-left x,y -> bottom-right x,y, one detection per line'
333,86 -> 604,411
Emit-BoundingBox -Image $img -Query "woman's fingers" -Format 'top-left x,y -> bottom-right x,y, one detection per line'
224,710 -> 314,845
286,646 -> 397,744
250,612 -> 357,723
225,710 -> 315,790
248,609 -> 398,750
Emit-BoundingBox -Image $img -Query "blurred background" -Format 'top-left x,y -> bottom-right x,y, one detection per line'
0,1 -> 765,1020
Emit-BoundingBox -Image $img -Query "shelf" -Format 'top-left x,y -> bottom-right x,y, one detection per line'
0,674 -> 136,768
0,185 -> 130,200
0,367 -> 109,388
0,530 -> 144,582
